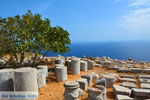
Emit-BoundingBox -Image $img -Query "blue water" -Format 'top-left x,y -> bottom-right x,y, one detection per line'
45,41 -> 150,61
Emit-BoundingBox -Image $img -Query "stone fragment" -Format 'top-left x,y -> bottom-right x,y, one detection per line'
14,67 -> 38,91
80,60 -> 87,71
140,83 -> 150,89
139,79 -> 150,84
143,69 -> 150,74
76,78 -> 88,90
0,69 -> 14,91
121,82 -> 136,89
37,69 -> 46,88
55,66 -> 67,82
95,85 -> 107,100
64,81 -> 79,100
88,87 -> 103,100
113,85 -> 131,96
87,60 -> 94,70
130,68 -> 143,73
119,78 -> 136,83
71,59 -> 80,74
131,88 -> 150,100
96,78 -> 106,87
116,95 -> 135,100
118,68 -> 131,73
81,74 -> 92,86
37,65 -> 48,77
120,75 -> 135,79
139,75 -> 150,79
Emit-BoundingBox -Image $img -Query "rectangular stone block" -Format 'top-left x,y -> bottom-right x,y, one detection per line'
76,78 -> 88,90
113,85 -> 131,96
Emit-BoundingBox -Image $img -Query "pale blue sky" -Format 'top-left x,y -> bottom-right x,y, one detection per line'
0,0 -> 150,42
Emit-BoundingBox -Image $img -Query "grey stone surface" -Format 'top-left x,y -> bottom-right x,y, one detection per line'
143,69 -> 150,74
88,60 -> 94,70
130,68 -> 143,73
120,75 -> 135,79
76,78 -> 88,90
139,75 -> 150,79
80,60 -> 87,71
64,81 -> 79,100
95,85 -> 107,100
55,66 -> 67,82
131,88 -> 150,100
140,83 -> 150,89
81,74 -> 93,86
119,78 -> 136,83
37,65 -> 48,77
139,79 -> 150,83
96,78 -> 106,87
118,68 -> 131,73
88,87 -> 103,100
121,82 -> 136,89
71,59 -> 80,74
0,69 -> 14,91
37,69 -> 46,88
113,85 -> 131,96
116,95 -> 134,100
14,67 -> 38,91
55,59 -> 64,65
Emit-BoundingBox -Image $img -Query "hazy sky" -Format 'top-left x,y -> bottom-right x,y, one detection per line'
0,0 -> 150,42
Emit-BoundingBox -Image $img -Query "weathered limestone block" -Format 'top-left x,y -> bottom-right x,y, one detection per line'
120,75 -> 135,79
139,79 -> 150,84
95,85 -> 107,100
37,65 -> 48,77
37,69 -> 46,88
71,59 -> 80,74
88,88 -> 103,100
139,75 -> 150,79
55,59 -> 64,65
65,60 -> 71,70
80,60 -> 87,71
121,82 -> 136,89
101,61 -> 112,68
118,68 -> 131,73
14,67 -> 38,91
91,72 -> 99,83
130,68 -> 143,73
143,69 -> 150,74
119,78 -> 136,83
94,64 -> 101,67
64,81 -> 79,100
81,74 -> 93,86
140,83 -> 150,89
116,95 -> 134,100
131,88 -> 150,100
88,60 -> 94,70
76,78 -> 88,90
96,78 -> 106,87
55,66 -> 67,82
102,73 -> 118,88
0,69 -> 14,91
113,85 -> 131,96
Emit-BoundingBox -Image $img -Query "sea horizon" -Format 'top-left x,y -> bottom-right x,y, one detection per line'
45,40 -> 150,61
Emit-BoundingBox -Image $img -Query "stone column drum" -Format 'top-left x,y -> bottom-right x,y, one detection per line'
55,59 -> 64,65
37,69 -> 46,88
81,74 -> 93,86
14,67 -> 38,91
80,61 -> 87,71
55,66 -> 67,82
0,69 -> 14,91
64,81 -> 79,100
95,85 -> 107,100
88,88 -> 103,100
37,65 -> 48,77
88,60 -> 94,70
71,59 -> 80,74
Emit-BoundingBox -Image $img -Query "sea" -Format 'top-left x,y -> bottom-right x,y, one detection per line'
45,41 -> 150,61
